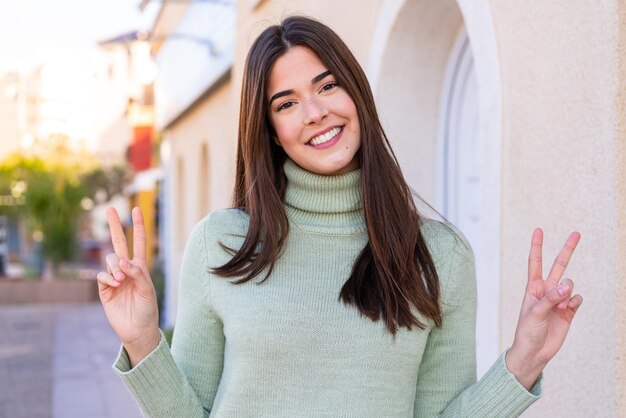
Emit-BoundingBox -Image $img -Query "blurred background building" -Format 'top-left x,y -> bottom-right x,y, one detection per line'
146,0 -> 237,336
0,27 -> 156,279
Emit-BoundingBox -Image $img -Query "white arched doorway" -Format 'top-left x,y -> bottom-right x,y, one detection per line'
439,27 -> 479,244
369,0 -> 502,377
437,25 -> 497,377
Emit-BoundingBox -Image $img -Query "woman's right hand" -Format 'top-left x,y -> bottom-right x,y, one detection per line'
97,206 -> 160,367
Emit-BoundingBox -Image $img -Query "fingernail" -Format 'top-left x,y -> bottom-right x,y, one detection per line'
558,285 -> 568,296
114,271 -> 124,280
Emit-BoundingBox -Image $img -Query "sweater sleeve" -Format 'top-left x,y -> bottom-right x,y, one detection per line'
413,227 -> 541,417
112,219 -> 224,418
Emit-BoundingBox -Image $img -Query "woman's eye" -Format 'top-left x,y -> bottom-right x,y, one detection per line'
277,101 -> 294,111
320,82 -> 337,92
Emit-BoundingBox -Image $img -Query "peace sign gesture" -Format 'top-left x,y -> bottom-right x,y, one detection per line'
97,207 -> 160,367
505,228 -> 583,389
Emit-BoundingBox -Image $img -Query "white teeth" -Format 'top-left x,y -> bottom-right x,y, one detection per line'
309,127 -> 342,146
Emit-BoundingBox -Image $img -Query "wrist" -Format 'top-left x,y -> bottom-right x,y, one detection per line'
505,346 -> 546,391
124,329 -> 161,368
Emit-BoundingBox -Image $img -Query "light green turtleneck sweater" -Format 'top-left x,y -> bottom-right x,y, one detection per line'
113,159 -> 541,417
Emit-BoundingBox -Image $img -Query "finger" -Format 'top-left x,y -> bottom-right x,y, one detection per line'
118,259 -> 155,300
546,231 -> 581,287
568,294 -> 583,312
119,258 -> 148,285
557,278 -> 574,309
132,207 -> 147,262
97,271 -> 120,288
530,281 -> 571,318
105,253 -> 126,282
106,207 -> 129,259
528,228 -> 543,282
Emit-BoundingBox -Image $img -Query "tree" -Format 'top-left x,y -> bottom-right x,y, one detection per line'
26,165 -> 86,267
0,138 -> 129,277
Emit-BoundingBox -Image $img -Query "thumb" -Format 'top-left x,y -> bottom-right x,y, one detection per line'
119,259 -> 152,289
530,280 -> 572,319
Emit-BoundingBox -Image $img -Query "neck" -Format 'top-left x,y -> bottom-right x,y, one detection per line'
283,159 -> 366,235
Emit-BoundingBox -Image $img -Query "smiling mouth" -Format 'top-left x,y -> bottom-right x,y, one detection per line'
307,126 -> 343,146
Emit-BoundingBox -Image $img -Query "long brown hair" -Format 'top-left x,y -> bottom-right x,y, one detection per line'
213,15 -> 442,334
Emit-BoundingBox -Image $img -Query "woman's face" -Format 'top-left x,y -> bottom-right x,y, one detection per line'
266,46 -> 361,176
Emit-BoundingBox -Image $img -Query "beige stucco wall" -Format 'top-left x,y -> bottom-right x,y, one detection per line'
237,0 -> 383,66
168,80 -> 235,242
491,1 -> 624,416
618,1 -> 626,415
165,79 -> 235,324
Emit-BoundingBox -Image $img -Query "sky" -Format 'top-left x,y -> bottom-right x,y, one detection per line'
0,0 -> 160,72
0,0 -> 161,156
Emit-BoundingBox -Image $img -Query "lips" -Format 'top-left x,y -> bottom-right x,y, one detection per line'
307,126 -> 343,146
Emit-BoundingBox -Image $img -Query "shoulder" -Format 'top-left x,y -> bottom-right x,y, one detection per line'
419,218 -> 473,263
193,208 -> 250,238
419,219 -> 476,304
188,209 -> 249,260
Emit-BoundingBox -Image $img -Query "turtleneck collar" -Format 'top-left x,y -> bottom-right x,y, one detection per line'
283,159 -> 366,235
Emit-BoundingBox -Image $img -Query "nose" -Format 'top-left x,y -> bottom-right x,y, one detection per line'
302,96 -> 327,125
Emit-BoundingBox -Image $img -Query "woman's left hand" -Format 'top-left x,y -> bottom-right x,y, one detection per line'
505,228 -> 583,390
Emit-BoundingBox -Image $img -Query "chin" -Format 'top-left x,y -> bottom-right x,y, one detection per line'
314,163 -> 356,176
291,153 -> 359,176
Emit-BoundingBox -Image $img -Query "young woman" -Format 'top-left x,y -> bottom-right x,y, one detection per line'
98,16 -> 583,417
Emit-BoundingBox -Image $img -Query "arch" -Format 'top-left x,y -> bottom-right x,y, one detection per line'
369,0 -> 502,377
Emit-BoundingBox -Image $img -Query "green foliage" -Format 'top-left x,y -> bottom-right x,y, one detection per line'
0,144 -> 129,272
0,156 -> 42,218
0,154 -> 87,268
27,172 -> 86,265
80,165 -> 130,203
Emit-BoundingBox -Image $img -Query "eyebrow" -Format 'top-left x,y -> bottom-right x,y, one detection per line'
268,70 -> 332,106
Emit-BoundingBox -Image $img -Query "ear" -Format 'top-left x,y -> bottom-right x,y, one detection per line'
273,136 -> 282,147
